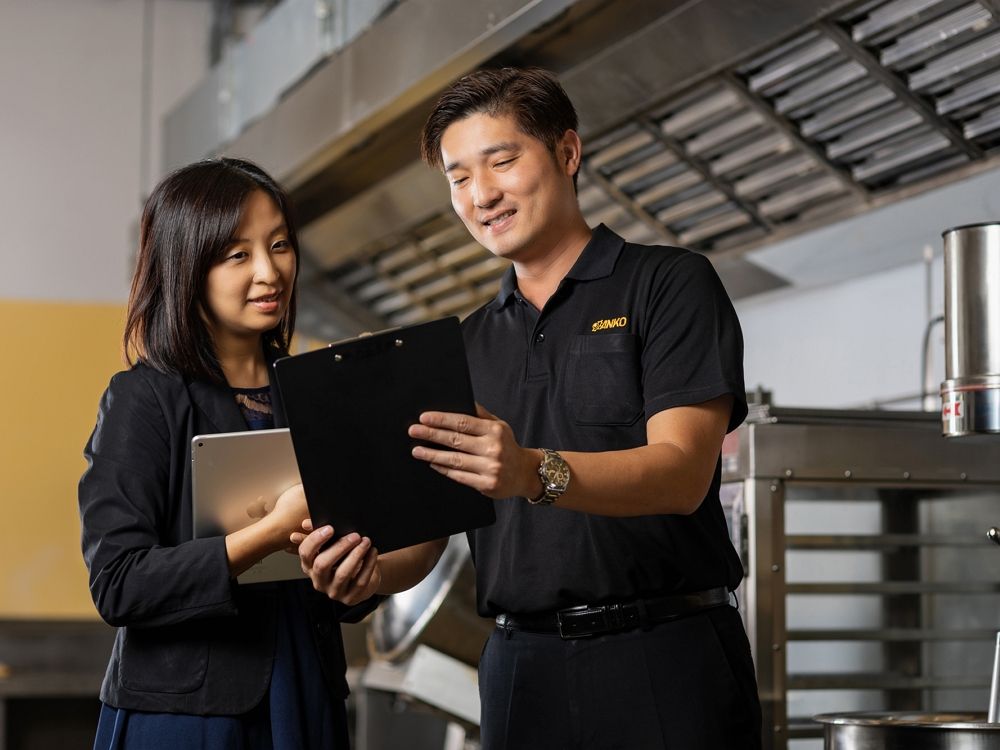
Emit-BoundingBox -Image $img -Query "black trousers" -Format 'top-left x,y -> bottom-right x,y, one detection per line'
479,604 -> 762,750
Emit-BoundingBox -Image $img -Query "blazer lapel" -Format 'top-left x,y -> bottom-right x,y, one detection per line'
187,379 -> 247,434
268,362 -> 289,429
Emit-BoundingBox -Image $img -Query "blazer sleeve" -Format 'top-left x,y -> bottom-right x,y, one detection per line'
79,369 -> 238,628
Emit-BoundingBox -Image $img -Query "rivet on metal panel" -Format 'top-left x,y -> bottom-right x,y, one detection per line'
844,470 -> 853,478
771,564 -> 781,573
774,725 -> 783,733
960,472 -> 968,480
772,643 -> 781,651
770,484 -> 778,492
903,471 -> 911,480
784,469 -> 793,477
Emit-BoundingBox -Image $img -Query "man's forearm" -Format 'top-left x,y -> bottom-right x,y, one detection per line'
541,443 -> 714,517
509,398 -> 732,516
411,396 -> 732,517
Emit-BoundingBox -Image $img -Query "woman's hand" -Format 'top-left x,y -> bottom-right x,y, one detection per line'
264,483 -> 310,540
225,483 -> 311,577
292,522 -> 382,605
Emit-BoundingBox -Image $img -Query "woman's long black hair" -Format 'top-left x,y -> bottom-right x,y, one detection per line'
123,158 -> 299,383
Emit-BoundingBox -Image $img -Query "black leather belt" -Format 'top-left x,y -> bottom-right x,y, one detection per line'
495,587 -> 731,639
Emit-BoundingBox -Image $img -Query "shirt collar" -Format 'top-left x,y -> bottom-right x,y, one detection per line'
488,224 -> 625,309
564,223 -> 624,282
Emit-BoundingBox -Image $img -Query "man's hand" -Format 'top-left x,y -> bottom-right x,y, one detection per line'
408,404 -> 539,499
293,522 -> 382,605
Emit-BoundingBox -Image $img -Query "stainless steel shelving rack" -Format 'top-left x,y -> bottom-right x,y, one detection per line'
720,404 -> 1000,749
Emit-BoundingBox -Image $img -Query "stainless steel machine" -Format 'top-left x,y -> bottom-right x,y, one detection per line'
722,400 -> 1000,749
353,536 -> 489,750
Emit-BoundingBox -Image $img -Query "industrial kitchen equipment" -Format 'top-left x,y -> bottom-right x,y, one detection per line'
721,400 -> 1000,750
354,535 -> 492,750
941,222 -> 1000,438
815,711 -> 1000,748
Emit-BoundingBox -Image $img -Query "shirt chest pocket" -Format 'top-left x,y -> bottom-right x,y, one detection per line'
565,334 -> 644,426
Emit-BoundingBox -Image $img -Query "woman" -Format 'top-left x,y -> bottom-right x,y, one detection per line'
79,158 -> 445,749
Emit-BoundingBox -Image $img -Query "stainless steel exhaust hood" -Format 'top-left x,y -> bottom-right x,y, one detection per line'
165,0 -> 1000,340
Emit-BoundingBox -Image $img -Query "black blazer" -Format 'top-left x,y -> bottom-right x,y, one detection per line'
79,363 -> 368,715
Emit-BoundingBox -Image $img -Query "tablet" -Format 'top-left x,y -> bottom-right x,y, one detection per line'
191,427 -> 306,584
273,316 -> 495,554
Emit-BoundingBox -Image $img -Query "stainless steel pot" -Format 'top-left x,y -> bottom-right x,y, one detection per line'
816,712 -> 1000,749
367,534 -> 493,666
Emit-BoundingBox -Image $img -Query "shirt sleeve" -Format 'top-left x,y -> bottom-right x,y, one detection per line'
78,369 -> 238,628
640,250 -> 748,432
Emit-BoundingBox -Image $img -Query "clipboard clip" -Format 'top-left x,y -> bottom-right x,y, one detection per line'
327,335 -> 406,362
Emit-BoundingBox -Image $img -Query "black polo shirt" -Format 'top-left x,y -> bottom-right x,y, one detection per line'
461,224 -> 747,616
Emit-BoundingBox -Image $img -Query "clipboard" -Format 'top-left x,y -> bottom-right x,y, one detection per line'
273,316 -> 495,554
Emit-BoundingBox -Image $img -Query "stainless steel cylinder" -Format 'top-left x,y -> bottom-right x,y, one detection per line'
941,222 -> 1000,437
991,633 -> 1000,723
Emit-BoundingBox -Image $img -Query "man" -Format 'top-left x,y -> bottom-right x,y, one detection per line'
408,67 -> 762,749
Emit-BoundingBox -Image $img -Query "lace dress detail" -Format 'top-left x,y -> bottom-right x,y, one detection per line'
233,386 -> 274,431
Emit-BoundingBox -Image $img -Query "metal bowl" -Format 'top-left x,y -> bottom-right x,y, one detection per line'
815,711 -> 1000,749
367,534 -> 493,665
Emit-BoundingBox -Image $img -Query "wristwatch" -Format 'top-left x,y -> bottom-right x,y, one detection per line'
528,448 -> 570,505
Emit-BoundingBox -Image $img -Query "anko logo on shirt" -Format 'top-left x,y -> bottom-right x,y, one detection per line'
591,316 -> 628,332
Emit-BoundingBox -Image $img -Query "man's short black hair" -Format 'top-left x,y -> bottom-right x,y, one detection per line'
419,67 -> 579,172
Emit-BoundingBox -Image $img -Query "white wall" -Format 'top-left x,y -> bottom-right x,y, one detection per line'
737,254 -> 945,410
731,162 -> 1000,411
0,0 -> 212,304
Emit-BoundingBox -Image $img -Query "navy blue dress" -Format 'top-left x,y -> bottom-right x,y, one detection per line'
94,387 -> 348,750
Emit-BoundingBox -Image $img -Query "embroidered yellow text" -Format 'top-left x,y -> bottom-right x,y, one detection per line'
591,316 -> 628,332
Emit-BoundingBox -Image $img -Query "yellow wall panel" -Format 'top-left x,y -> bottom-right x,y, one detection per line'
0,300 -> 126,619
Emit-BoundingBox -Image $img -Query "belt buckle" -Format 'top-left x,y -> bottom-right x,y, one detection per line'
556,603 -> 633,639
556,605 -> 592,639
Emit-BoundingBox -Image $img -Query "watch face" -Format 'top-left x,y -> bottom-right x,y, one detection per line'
541,450 -> 570,491
543,455 -> 570,490
530,449 -> 569,505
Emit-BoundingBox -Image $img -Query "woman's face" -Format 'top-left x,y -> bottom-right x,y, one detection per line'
203,190 -> 297,349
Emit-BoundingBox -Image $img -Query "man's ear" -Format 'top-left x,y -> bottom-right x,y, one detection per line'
560,129 -> 583,177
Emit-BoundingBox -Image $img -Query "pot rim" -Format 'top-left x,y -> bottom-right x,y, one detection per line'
814,711 -> 998,730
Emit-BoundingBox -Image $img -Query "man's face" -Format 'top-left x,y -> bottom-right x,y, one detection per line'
440,112 -> 578,263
